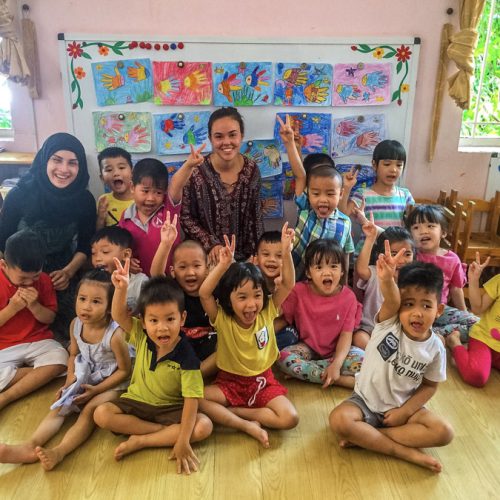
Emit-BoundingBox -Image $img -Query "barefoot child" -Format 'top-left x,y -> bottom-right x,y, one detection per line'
198,227 -> 299,447
0,269 -> 131,469
329,253 -> 454,472
151,212 -> 216,377
276,239 -> 363,388
94,259 -> 212,474
0,230 -> 68,412
446,254 -> 500,387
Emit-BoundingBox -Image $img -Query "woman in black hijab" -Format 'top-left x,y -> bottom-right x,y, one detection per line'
0,133 -> 96,341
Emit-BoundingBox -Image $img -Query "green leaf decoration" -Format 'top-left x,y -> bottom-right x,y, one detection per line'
81,52 -> 92,60
391,90 -> 400,101
357,44 -> 371,52
112,48 -> 123,55
396,61 -> 402,74
71,79 -> 76,91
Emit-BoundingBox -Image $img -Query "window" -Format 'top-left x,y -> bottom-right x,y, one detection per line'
0,73 -> 13,140
460,0 -> 499,149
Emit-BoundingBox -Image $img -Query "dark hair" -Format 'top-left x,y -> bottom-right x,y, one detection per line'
76,268 -> 114,315
97,147 -> 133,173
132,158 -> 168,191
303,153 -> 336,176
208,107 -> 244,136
372,140 -> 406,164
136,276 -> 185,317
4,230 -> 46,272
217,262 -> 269,316
256,231 -> 281,252
172,239 -> 207,264
405,205 -> 448,233
304,239 -> 346,275
397,262 -> 443,302
90,226 -> 133,249
306,165 -> 343,188
369,227 -> 415,265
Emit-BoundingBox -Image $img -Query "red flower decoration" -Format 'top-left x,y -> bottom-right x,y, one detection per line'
67,42 -> 83,58
74,67 -> 86,79
98,46 -> 109,56
396,45 -> 412,63
351,45 -> 357,51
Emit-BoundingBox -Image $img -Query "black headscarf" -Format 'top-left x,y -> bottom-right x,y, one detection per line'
18,132 -> 90,225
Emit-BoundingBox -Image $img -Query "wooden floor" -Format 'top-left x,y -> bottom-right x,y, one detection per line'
1,359 -> 500,500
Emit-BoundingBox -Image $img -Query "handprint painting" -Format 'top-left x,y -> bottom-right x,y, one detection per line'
274,112 -> 332,155
333,63 -> 391,106
153,61 -> 213,105
240,140 -> 282,178
154,111 -> 211,155
92,59 -> 153,106
331,114 -> 387,158
93,111 -> 152,153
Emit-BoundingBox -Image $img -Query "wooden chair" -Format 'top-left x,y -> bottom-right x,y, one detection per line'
456,191 -> 500,265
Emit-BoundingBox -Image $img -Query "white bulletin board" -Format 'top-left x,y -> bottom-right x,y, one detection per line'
58,34 -> 420,215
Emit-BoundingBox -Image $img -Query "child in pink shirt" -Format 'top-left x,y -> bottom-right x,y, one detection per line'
276,239 -> 364,388
119,146 -> 205,276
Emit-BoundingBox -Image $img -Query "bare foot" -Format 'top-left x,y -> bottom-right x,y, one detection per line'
114,435 -> 145,461
35,446 -> 63,471
0,443 -> 38,464
445,330 -> 461,350
242,420 -> 270,448
404,448 -> 442,473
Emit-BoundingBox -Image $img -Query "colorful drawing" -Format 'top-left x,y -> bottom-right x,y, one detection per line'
333,63 -> 391,106
336,164 -> 376,191
91,59 -> 153,106
331,114 -> 387,158
274,112 -> 332,155
351,44 -> 413,106
274,63 -> 332,106
260,178 -> 284,218
282,162 -> 296,200
154,111 -> 211,155
93,111 -> 152,153
240,140 -> 282,178
213,62 -> 272,106
164,160 -> 184,180
153,61 -> 212,105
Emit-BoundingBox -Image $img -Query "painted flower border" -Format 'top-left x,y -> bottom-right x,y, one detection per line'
67,41 -> 130,109
351,44 -> 412,106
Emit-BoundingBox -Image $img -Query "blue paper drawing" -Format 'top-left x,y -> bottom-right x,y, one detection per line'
92,58 -> 153,106
213,62 -> 272,106
260,178 -> 284,218
274,112 -> 332,155
336,164 -> 376,191
331,114 -> 387,158
282,162 -> 296,200
154,111 -> 211,155
164,160 -> 184,180
274,63 -> 332,106
240,140 -> 282,178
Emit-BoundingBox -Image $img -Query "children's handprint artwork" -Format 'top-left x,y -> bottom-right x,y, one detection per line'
331,114 -> 387,157
336,163 -> 376,191
274,112 -> 332,155
261,178 -> 284,218
154,111 -> 211,155
213,62 -> 272,106
153,61 -> 212,105
92,59 -> 153,106
93,111 -> 152,152
274,63 -> 332,106
333,63 -> 391,106
240,140 -> 282,178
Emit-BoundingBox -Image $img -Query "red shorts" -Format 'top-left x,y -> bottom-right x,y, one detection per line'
215,368 -> 287,408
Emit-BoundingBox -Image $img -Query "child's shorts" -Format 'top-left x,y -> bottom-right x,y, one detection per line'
114,397 -> 184,425
0,339 -> 68,392
215,368 -> 287,408
345,392 -> 385,428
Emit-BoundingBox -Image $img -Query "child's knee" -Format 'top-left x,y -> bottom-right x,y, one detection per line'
192,415 -> 213,441
435,420 -> 454,446
329,406 -> 351,435
93,403 -> 113,428
280,407 -> 299,429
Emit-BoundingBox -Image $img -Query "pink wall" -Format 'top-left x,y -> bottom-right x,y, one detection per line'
5,0 -> 491,199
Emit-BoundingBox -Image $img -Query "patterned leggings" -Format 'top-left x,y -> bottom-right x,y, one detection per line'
276,342 -> 364,384
433,305 -> 479,342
